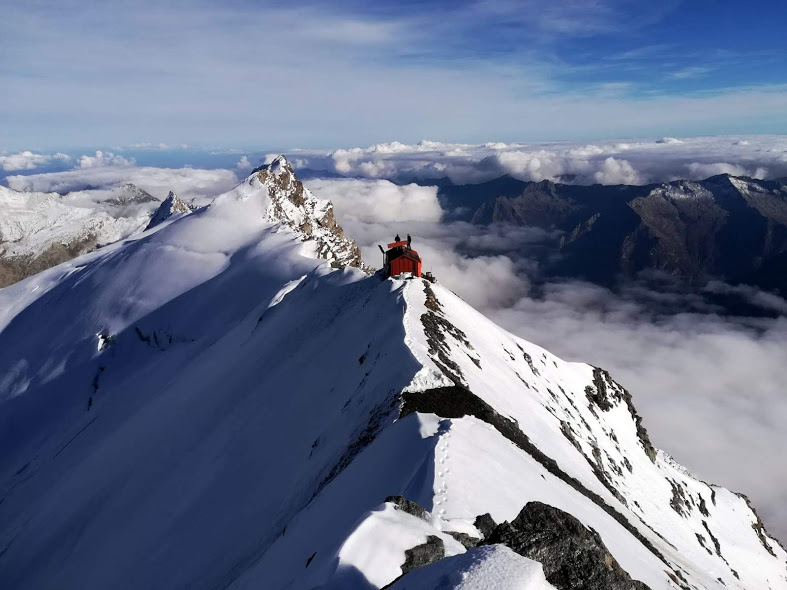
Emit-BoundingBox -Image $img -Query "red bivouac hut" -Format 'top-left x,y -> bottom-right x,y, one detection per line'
379,239 -> 422,278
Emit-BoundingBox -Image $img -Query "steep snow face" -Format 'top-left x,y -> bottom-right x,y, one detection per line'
0,167 -> 785,590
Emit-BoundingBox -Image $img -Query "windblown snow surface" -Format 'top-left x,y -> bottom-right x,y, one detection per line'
0,158 -> 785,590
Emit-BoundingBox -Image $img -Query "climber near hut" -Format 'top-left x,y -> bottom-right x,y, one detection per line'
378,234 -> 422,278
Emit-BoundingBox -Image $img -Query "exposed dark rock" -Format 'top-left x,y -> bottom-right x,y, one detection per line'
419,282 -> 472,385
589,445 -> 627,506
696,533 -> 712,555
592,368 -> 657,462
667,567 -> 692,590
698,495 -> 709,517
133,326 -> 193,350
585,368 -> 620,411
385,496 -> 428,521
560,421 -> 583,453
701,520 -> 725,561
474,513 -> 497,539
305,552 -> 316,568
669,480 -> 690,517
447,531 -> 479,549
484,501 -> 651,590
91,366 -> 105,394
517,344 -> 540,376
401,535 -> 444,574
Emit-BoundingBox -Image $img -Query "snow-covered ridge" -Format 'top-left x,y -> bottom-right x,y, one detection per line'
0,167 -> 784,590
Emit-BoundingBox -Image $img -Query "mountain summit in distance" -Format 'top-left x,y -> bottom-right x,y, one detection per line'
0,159 -> 784,590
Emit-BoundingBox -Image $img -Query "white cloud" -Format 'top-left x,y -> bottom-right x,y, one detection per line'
125,142 -> 189,151
236,155 -> 252,171
6,165 -> 238,202
294,135 -> 787,186
0,151 -> 70,171
304,178 -> 442,224
669,66 -> 712,79
77,150 -> 135,168
594,156 -> 640,184
686,161 -> 767,179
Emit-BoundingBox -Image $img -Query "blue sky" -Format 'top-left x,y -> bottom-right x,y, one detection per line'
1,0 -> 786,151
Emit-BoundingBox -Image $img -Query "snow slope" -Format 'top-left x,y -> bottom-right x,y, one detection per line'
0,160 -> 784,590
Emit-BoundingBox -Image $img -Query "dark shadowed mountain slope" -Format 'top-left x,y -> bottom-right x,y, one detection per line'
467,174 -> 787,293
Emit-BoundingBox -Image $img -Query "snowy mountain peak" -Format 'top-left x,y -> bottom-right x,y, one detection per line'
144,190 -> 194,230
107,183 -> 159,206
267,154 -> 290,175
249,155 -> 362,268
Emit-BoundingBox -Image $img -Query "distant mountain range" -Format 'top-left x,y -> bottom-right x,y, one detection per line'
4,171 -> 787,311
440,174 -> 787,299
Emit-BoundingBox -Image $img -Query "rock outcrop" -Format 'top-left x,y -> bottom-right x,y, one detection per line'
145,191 -> 193,230
255,156 -> 362,268
485,501 -> 651,590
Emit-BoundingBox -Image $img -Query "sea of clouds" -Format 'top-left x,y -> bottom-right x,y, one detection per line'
290,135 -> 787,185
2,136 -> 786,541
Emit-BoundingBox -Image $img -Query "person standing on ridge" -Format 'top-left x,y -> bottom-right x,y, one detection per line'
395,233 -> 401,242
